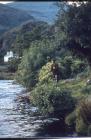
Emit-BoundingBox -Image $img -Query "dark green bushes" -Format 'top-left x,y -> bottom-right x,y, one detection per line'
54,56 -> 87,79
31,81 -> 75,117
66,97 -> 91,136
15,39 -> 58,89
65,111 -> 76,126
8,57 -> 21,72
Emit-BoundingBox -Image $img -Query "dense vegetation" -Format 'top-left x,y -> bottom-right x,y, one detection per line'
14,2 -> 91,136
0,21 -> 51,58
1,1 -> 91,137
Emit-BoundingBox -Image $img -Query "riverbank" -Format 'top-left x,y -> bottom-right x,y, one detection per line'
0,72 -> 15,80
0,71 -> 90,137
0,64 -> 15,80
0,80 -> 76,137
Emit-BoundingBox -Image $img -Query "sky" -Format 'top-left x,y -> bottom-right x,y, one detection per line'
0,1 -> 87,6
0,1 -> 13,4
0,1 -> 79,4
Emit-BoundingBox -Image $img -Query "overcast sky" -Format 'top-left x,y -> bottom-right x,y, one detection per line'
0,1 -> 13,4
0,1 -> 86,6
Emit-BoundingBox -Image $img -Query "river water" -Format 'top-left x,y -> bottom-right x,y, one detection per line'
0,80 -> 75,138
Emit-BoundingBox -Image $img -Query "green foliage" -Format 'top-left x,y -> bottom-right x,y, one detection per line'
8,57 -> 21,72
11,22 -> 51,57
16,48 -> 38,89
70,97 -> 91,136
81,85 -> 91,95
57,56 -> 87,79
56,2 -> 91,61
16,38 -> 59,89
75,101 -> 88,135
76,114 -> 88,136
71,59 -> 87,77
31,81 -> 75,117
39,55 -> 87,84
14,3 -> 91,133
65,111 -> 76,126
76,98 -> 91,125
38,61 -> 53,83
61,56 -> 73,78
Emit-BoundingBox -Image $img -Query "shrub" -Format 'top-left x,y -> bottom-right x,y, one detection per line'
77,98 -> 91,125
71,59 -> 87,77
75,97 -> 91,135
31,81 -> 75,117
38,61 -> 53,83
76,113 -> 88,136
8,57 -> 21,72
57,56 -> 87,79
15,38 -> 59,89
15,49 -> 39,89
65,111 -> 76,126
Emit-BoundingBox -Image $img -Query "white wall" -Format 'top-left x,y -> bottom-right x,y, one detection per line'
4,56 -> 9,62
4,51 -> 13,62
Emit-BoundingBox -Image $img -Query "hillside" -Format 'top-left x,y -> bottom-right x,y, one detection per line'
0,20 -> 54,55
0,4 -> 34,36
7,2 -> 58,24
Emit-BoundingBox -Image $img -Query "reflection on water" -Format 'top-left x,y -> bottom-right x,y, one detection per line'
0,80 -> 75,138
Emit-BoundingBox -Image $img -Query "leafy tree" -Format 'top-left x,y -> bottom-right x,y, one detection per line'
16,38 -> 59,89
56,2 -> 91,63
11,22 -> 52,57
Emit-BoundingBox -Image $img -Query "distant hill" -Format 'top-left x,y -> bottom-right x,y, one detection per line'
0,2 -> 57,61
7,2 -> 58,24
0,20 -> 54,56
0,4 -> 34,35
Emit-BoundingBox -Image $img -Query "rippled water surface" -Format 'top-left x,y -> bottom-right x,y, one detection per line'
0,80 -> 75,138
0,80 -> 40,137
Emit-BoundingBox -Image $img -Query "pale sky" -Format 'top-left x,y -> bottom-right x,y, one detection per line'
0,1 -> 87,6
0,1 -> 76,5
0,1 -> 13,4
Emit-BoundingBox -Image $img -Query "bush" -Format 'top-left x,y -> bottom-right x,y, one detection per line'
65,111 -> 76,126
81,84 -> 91,95
57,56 -> 87,79
15,38 -> 59,89
38,61 -> 53,83
76,113 -> 88,136
15,49 -> 39,89
31,81 -> 75,117
8,57 -> 21,72
74,97 -> 91,135
38,56 -> 86,83
71,59 -> 87,77
16,36 -> 87,89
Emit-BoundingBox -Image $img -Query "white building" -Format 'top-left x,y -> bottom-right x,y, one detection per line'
4,51 -> 14,62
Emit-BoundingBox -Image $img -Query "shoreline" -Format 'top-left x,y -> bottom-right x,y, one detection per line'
0,72 -> 15,80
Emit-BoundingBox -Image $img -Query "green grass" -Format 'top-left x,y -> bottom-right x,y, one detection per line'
57,74 -> 91,99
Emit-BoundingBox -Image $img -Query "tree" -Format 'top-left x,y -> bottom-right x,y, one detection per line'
56,2 -> 91,63
15,38 -> 58,89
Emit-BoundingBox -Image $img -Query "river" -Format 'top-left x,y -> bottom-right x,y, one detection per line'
0,80 -> 75,138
